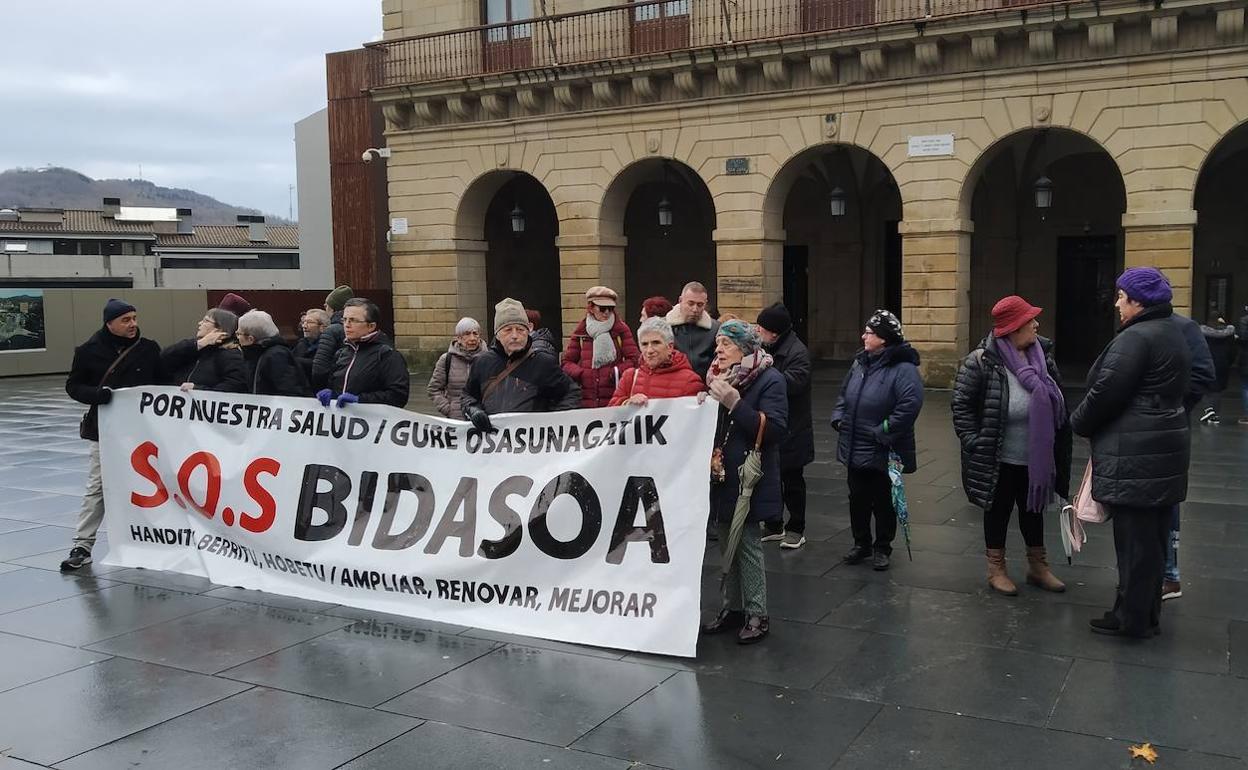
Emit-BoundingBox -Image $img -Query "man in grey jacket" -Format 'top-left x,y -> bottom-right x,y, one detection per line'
665,281 -> 720,380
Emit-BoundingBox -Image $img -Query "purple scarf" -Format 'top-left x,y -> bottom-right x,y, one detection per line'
998,340 -> 1066,511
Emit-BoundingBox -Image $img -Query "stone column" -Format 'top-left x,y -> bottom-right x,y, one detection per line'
898,218 -> 973,387
712,228 -> 784,320
555,233 -> 627,340
1121,211 -> 1197,315
390,238 -> 487,359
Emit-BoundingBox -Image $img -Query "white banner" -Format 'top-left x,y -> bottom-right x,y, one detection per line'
99,387 -> 716,657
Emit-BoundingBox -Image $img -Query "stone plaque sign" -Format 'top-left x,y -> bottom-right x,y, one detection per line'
390,217 -> 409,235
907,134 -> 955,157
719,277 -> 762,293
725,157 -> 751,175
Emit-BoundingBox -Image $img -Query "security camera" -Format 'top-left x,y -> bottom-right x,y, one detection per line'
362,147 -> 392,163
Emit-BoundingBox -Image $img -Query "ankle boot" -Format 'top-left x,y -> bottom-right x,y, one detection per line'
985,548 -> 1018,596
1025,546 -> 1066,592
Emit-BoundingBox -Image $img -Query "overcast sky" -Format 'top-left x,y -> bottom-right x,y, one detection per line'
0,1 -> 381,220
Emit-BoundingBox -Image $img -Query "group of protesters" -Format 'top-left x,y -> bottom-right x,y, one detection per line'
58,265 -> 1244,647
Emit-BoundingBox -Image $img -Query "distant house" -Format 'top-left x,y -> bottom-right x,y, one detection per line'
0,198 -> 305,290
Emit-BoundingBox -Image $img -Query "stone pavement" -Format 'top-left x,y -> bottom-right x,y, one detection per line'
0,372 -> 1245,769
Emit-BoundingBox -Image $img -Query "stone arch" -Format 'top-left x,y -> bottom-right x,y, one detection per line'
599,157 -> 719,313
1193,119 -> 1248,322
962,127 -> 1127,370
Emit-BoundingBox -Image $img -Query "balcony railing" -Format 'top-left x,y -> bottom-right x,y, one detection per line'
367,0 -> 1077,88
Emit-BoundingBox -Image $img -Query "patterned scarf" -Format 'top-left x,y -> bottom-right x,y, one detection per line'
706,350 -> 775,391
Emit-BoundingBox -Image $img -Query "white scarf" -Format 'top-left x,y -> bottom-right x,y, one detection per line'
586,313 -> 618,368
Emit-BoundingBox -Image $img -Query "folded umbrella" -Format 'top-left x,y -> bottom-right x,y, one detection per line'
887,451 -> 913,562
721,414 -> 767,580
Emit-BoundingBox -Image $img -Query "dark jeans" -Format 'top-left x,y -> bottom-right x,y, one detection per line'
848,466 -> 896,554
764,467 -> 808,535
1109,505 -> 1170,635
984,463 -> 1045,549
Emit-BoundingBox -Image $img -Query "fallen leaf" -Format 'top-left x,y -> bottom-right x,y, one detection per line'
1129,743 -> 1159,764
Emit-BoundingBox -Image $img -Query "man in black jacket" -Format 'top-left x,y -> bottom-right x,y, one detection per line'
461,298 -> 578,431
756,304 -> 814,549
312,285 -> 353,389
60,298 -> 163,571
316,298 -> 410,408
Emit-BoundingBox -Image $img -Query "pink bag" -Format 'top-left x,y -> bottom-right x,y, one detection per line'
1059,461 -> 1107,558
1072,460 -> 1108,523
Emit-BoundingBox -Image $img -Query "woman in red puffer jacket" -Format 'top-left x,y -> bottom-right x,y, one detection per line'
609,317 -> 705,406
563,286 -> 640,408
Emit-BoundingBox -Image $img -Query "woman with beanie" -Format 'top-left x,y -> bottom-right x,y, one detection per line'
562,286 -> 640,409
1072,267 -> 1191,638
312,284 -> 354,389
701,320 -> 788,644
952,296 -> 1071,595
428,317 -> 484,419
161,308 -> 248,393
830,310 -> 924,571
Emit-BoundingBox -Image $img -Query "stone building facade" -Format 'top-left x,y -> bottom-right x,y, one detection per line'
369,0 -> 1248,383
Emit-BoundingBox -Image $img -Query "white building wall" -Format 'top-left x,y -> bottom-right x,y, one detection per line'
295,108 -> 334,290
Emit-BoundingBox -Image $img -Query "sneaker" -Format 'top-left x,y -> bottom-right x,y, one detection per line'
59,547 -> 92,572
1199,407 -> 1216,424
1162,580 -> 1182,600
872,550 -> 891,571
780,532 -> 806,550
760,527 -> 785,543
1211,414 -> 1222,424
843,545 -> 871,564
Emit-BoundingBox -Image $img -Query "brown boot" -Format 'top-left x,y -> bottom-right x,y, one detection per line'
1026,547 -> 1066,592
985,548 -> 1018,596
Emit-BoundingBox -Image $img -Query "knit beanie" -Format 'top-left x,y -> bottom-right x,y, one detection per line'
866,309 -> 904,346
717,319 -> 761,355
217,293 -> 251,316
1116,267 -> 1172,307
325,285 -> 354,312
455,317 -> 481,336
756,303 -> 792,336
494,298 -> 528,333
103,298 -> 137,325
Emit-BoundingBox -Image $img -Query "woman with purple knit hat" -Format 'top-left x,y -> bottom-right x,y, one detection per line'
1071,266 -> 1191,639
952,296 -> 1071,596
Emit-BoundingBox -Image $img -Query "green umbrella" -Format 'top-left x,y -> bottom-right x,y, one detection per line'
721,413 -> 767,579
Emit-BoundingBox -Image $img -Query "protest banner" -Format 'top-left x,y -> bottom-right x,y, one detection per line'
99,387 -> 717,656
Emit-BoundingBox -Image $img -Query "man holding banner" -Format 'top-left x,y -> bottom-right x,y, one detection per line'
462,297 -> 579,433
60,298 -> 163,571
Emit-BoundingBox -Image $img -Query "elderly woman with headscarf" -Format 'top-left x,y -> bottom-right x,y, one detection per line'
161,307 -> 249,393
608,317 -> 703,406
830,310 -> 924,572
1072,267 -> 1191,638
700,320 -> 788,645
952,296 -> 1070,596
428,317 -> 484,420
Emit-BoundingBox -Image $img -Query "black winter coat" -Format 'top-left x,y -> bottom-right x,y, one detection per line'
710,367 -> 789,525
66,327 -> 163,441
831,343 -> 924,473
1237,312 -> 1248,376
764,331 -> 814,470
529,328 -> 559,360
1202,323 -> 1236,392
951,335 -> 1072,511
161,338 -> 249,393
291,336 -> 319,381
328,332 -> 410,407
250,336 -> 309,397
312,311 -> 345,389
1071,303 -> 1191,508
1171,314 -> 1215,413
461,337 -> 579,415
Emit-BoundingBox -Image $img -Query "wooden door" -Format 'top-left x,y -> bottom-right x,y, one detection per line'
801,0 -> 875,31
482,0 -> 534,73
631,0 -> 690,54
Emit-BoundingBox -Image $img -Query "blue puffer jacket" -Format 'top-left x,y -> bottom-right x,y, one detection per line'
831,343 -> 925,473
710,367 -> 789,524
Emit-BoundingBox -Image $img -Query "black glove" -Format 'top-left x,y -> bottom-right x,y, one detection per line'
831,418 -> 842,433
97,386 -> 113,404
465,406 -> 495,433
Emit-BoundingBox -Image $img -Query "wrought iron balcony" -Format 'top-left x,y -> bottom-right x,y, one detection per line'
367,0 -> 1074,88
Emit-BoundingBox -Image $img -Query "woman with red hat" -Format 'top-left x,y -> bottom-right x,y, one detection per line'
952,295 -> 1071,596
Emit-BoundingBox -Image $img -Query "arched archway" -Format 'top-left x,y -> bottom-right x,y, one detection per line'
964,129 -> 1126,371
457,171 -> 562,334
764,144 -> 901,358
601,159 -> 717,316
1194,123 -> 1248,323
